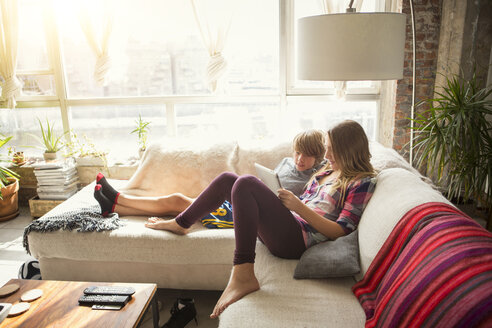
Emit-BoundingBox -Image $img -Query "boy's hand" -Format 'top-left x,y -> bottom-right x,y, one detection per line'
277,189 -> 303,212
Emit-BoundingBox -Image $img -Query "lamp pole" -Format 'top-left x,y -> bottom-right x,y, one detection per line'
409,0 -> 416,166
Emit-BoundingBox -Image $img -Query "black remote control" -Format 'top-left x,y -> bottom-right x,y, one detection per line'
84,286 -> 136,296
78,294 -> 130,306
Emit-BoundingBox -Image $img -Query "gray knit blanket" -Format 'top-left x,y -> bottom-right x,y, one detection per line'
23,204 -> 124,255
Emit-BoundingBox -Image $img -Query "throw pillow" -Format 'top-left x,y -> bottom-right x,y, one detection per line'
294,231 -> 360,279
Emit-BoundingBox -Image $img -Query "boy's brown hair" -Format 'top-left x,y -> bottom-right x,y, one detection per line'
293,129 -> 327,165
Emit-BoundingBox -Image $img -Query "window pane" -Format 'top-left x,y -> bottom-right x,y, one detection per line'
57,0 -> 278,97
293,0 -> 333,90
18,75 -> 56,96
0,107 -> 63,158
69,105 -> 168,163
285,100 -> 377,140
175,102 -> 280,142
18,0 -> 50,70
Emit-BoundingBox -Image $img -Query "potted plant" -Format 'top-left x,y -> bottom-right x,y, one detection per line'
411,70 -> 492,217
64,132 -> 108,167
131,114 -> 151,157
0,135 -> 21,221
30,118 -> 67,161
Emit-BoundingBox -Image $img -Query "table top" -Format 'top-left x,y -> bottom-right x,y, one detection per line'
0,279 -> 157,328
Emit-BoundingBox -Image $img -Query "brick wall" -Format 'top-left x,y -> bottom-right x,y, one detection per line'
393,0 -> 442,160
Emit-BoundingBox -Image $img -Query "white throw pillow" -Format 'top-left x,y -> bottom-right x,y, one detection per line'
232,140 -> 292,175
357,168 -> 451,280
124,141 -> 237,197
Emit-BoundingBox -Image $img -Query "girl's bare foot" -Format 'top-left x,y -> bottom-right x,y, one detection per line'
210,263 -> 260,319
144,217 -> 190,235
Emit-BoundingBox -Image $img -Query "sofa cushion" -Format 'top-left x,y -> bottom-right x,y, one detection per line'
27,180 -> 237,289
219,242 -> 366,328
293,231 -> 360,279
357,168 -> 451,279
232,140 -> 292,175
369,141 -> 430,182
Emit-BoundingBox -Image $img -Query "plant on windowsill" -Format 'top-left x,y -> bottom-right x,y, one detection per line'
63,132 -> 108,167
0,134 -> 21,221
131,114 -> 151,158
410,69 -> 492,227
29,118 -> 67,161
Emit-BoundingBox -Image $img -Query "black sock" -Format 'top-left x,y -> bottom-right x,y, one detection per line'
96,173 -> 120,204
94,184 -> 113,217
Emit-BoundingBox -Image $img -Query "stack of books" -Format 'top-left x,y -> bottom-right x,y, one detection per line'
32,159 -> 80,200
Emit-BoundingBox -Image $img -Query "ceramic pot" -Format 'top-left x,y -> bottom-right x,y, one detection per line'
76,156 -> 106,167
43,152 -> 59,161
0,179 -> 20,221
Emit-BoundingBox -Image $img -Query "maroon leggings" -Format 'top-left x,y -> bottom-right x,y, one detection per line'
175,172 -> 306,265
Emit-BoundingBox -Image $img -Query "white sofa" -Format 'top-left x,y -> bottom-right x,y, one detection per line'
27,140 -> 449,327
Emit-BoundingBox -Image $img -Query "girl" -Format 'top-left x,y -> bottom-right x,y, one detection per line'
124,120 -> 377,318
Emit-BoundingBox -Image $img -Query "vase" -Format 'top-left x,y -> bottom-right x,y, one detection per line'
0,179 -> 20,221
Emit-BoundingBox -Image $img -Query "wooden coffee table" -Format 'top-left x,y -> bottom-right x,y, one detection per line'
0,279 -> 159,328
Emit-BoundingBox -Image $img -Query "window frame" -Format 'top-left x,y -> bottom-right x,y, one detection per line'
6,0 -> 385,144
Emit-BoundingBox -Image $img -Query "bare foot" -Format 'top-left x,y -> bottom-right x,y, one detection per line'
210,263 -> 260,319
144,217 -> 190,235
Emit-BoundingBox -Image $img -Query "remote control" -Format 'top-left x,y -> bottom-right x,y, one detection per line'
84,286 -> 136,296
78,294 -> 130,306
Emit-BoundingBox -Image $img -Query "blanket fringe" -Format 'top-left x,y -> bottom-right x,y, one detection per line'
23,204 -> 124,255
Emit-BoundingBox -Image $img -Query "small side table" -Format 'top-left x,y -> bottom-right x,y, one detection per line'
0,279 -> 159,328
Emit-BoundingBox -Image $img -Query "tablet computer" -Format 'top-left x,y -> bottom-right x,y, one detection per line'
254,163 -> 282,193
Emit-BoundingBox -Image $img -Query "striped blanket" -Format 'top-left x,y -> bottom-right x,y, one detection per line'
353,202 -> 492,328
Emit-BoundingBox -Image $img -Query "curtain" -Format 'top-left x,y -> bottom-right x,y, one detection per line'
0,0 -> 21,109
190,0 -> 234,93
319,0 -> 364,98
78,0 -> 114,86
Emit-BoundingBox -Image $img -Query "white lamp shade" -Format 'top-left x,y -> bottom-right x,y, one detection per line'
297,13 -> 406,81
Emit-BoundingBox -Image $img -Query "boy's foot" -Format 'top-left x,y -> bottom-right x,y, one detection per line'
94,184 -> 113,217
210,263 -> 260,319
96,173 -> 120,206
145,217 -> 190,235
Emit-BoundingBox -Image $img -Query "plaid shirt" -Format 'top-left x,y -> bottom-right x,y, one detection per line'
293,170 -> 377,248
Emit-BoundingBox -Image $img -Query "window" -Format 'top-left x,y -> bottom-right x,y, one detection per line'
69,105 -> 167,163
0,107 -> 63,157
285,100 -> 378,141
1,0 -> 387,162
175,102 -> 280,141
56,0 -> 278,98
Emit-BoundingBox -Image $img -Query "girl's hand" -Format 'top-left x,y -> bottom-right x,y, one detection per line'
277,189 -> 303,212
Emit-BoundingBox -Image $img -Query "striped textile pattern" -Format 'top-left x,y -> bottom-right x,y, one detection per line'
352,202 -> 492,328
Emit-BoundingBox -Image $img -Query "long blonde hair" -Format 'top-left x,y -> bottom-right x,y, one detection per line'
312,120 -> 375,200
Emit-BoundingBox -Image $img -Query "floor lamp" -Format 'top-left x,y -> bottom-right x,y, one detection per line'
297,3 -> 415,163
